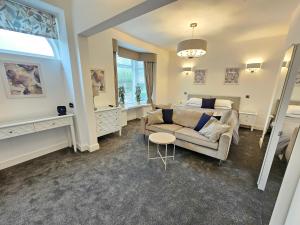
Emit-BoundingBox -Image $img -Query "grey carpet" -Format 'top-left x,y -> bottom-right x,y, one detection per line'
0,120 -> 285,225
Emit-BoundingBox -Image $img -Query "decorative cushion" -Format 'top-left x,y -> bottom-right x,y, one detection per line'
194,113 -> 212,131
162,109 -> 173,124
220,110 -> 232,124
147,109 -> 164,125
201,98 -> 216,109
199,119 -> 230,142
175,128 -> 218,149
213,116 -> 221,120
215,99 -> 233,109
186,98 -> 202,107
173,109 -> 206,128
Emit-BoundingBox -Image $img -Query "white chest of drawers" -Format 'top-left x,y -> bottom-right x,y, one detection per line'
95,107 -> 122,137
239,111 -> 258,131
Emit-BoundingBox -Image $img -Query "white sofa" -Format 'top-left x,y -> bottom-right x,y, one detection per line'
141,109 -> 234,162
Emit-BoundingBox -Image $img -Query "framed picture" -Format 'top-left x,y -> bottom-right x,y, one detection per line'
296,73 -> 300,86
91,69 -> 105,96
1,61 -> 45,98
224,68 -> 240,85
194,69 -> 206,85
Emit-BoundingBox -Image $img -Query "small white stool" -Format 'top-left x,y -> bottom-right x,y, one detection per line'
147,132 -> 176,170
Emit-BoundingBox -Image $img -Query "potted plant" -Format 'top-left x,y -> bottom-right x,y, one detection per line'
135,85 -> 141,104
118,86 -> 125,105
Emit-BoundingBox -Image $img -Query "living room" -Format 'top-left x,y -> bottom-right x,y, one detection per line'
0,0 -> 300,225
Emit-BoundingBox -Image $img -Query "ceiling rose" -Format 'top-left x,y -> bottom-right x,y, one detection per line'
177,23 -> 207,58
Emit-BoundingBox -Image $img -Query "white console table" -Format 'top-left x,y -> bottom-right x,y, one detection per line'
0,114 -> 77,152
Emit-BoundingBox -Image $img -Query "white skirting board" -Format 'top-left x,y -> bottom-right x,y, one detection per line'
0,141 -> 69,170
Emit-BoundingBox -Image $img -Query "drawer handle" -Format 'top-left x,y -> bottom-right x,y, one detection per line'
9,131 -> 13,134
52,122 -> 56,125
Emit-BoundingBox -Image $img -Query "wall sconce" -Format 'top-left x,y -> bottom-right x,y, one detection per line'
246,62 -> 262,73
182,67 -> 192,75
282,61 -> 290,68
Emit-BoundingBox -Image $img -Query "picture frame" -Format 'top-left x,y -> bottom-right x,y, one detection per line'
194,69 -> 206,85
91,69 -> 105,96
1,60 -> 46,98
224,68 -> 240,85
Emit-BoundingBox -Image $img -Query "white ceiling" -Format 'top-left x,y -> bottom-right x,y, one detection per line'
117,0 -> 300,50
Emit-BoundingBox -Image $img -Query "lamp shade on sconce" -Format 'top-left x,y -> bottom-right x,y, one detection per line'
182,67 -> 192,75
246,62 -> 262,73
182,67 -> 192,72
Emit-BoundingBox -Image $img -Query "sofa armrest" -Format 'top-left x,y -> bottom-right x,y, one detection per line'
141,116 -> 148,134
217,130 -> 233,161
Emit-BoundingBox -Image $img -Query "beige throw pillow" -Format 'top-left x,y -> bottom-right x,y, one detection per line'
147,109 -> 164,125
220,110 -> 232,124
199,119 -> 230,142
173,109 -> 212,128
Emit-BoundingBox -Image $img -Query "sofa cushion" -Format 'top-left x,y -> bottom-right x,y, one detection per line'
162,109 -> 173,124
146,124 -> 183,134
147,109 -> 164,125
173,109 -> 208,128
175,128 -> 218,150
199,119 -> 230,142
202,98 -> 216,109
194,113 -> 212,131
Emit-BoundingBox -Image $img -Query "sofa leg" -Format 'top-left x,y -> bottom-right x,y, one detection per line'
218,160 -> 223,167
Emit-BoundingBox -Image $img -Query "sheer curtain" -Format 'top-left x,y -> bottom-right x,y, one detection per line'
112,39 -> 119,106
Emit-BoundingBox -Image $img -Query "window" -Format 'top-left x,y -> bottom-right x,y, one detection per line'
0,29 -> 57,58
117,56 -> 147,105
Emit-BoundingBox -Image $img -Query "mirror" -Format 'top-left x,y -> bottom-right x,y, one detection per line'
258,44 -> 300,191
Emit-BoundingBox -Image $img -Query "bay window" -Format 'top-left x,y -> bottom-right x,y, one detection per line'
117,55 -> 147,105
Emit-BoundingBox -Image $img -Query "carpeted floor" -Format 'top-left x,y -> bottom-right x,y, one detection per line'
0,120 -> 286,225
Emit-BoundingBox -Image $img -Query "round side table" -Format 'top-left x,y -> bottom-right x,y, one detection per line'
147,132 -> 176,170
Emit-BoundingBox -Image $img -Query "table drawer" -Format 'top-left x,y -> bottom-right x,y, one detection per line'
0,124 -> 35,140
34,117 -> 70,131
95,110 -> 119,119
240,114 -> 256,125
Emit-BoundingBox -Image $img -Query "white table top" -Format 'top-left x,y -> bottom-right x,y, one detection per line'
0,114 -> 74,129
149,132 -> 176,144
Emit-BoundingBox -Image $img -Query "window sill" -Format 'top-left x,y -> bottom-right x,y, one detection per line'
122,102 -> 151,110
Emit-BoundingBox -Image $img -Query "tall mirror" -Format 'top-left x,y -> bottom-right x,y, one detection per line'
258,44 -> 300,190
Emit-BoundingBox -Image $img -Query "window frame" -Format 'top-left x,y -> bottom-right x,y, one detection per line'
117,56 -> 147,106
0,29 -> 60,60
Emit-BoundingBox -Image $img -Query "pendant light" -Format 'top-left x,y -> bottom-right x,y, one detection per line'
177,23 -> 207,58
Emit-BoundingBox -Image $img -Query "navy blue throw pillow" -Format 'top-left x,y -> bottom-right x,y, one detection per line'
194,113 -> 212,131
162,109 -> 173,124
213,116 -> 221,120
201,98 -> 216,109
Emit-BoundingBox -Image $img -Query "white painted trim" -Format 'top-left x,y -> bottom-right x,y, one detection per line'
88,143 -> 100,152
76,144 -> 89,152
0,141 -> 69,170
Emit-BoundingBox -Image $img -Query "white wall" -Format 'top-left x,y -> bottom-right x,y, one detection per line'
167,36 -> 286,129
88,28 -> 170,108
0,52 -> 69,167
